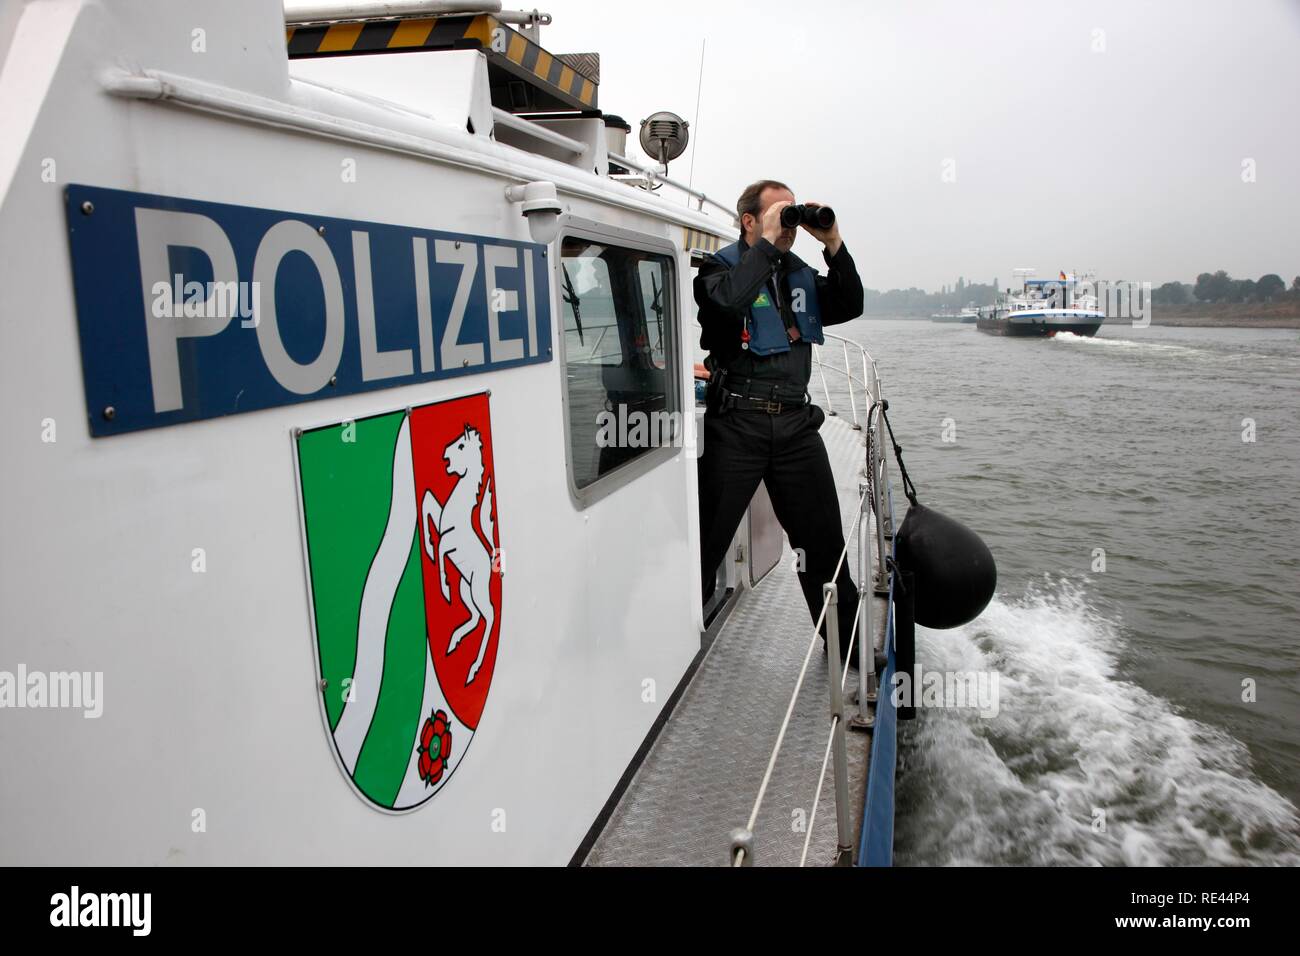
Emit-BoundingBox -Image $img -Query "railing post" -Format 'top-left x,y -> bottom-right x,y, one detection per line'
814,344 -> 835,417
873,403 -> 894,541
873,462 -> 890,594
841,340 -> 860,429
873,411 -> 894,541
822,583 -> 853,865
854,481 -> 876,728
870,410 -> 890,595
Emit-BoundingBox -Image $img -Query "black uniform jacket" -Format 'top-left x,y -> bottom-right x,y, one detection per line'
693,236 -> 865,391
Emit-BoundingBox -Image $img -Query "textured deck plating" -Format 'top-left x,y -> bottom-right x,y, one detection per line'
585,415 -> 889,866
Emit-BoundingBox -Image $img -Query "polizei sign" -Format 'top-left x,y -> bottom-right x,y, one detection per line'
63,185 -> 552,436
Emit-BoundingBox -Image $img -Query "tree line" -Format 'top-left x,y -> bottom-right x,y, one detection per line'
863,276 -> 1000,315
862,272 -> 1299,313
1152,271 -> 1298,305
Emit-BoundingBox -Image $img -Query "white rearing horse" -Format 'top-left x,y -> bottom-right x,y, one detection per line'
421,424 -> 496,686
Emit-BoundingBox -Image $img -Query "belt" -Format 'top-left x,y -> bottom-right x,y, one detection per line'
708,369 -> 809,414
719,388 -> 810,414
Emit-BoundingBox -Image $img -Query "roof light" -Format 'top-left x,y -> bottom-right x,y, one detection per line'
504,180 -> 562,244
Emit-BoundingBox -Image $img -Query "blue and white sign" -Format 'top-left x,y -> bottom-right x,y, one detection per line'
63,185 -> 552,436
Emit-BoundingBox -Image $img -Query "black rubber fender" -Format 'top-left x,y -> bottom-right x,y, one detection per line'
894,502 -> 996,629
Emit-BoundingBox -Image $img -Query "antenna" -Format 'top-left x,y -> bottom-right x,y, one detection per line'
687,38 -> 706,203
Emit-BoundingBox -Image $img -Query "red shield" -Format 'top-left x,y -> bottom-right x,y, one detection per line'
410,393 -> 501,730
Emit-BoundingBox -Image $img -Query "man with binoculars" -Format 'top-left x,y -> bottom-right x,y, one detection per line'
695,179 -> 865,661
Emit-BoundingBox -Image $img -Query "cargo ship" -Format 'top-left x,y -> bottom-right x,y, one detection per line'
931,307 -> 979,323
976,269 -> 1105,336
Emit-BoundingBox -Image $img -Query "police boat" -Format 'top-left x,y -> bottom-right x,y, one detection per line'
0,0 -> 904,866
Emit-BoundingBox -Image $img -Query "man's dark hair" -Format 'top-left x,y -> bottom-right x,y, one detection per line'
736,179 -> 790,237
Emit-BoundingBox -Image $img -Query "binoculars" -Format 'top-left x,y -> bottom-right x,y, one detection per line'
780,203 -> 835,229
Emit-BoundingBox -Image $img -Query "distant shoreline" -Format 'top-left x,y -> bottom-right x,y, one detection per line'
1139,315 -> 1300,329
1140,301 -> 1300,328
865,312 -> 1300,329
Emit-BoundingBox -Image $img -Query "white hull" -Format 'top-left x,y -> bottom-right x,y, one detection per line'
1004,309 -> 1105,326
0,0 -> 727,865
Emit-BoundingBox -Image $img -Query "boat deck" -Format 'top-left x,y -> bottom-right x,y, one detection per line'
583,414 -> 890,867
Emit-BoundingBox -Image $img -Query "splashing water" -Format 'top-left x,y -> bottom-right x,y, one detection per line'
1049,330 -> 1212,357
894,576 -> 1300,866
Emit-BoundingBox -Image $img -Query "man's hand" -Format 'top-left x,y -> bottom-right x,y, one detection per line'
801,201 -> 842,256
761,200 -> 794,245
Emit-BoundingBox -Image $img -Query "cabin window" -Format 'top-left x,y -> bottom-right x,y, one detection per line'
559,237 -> 678,493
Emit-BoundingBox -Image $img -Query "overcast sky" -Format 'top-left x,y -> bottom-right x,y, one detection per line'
535,0 -> 1300,290
296,1 -> 1300,291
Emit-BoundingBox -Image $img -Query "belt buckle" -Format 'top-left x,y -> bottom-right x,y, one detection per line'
763,398 -> 782,414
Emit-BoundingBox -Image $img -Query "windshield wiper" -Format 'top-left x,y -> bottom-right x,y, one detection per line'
562,263 -> 584,345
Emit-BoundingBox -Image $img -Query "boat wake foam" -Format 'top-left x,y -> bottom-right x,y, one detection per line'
1048,331 -> 1211,356
894,575 -> 1300,865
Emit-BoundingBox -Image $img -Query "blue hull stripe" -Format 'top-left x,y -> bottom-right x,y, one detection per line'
858,487 -> 897,866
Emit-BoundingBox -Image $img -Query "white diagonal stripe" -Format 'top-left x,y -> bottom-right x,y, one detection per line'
334,414 -> 416,774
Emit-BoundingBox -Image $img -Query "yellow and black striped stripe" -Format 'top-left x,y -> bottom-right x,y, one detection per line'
286,14 -> 597,110
683,227 -> 725,256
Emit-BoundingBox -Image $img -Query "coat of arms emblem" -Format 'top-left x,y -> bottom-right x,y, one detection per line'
294,392 -> 502,811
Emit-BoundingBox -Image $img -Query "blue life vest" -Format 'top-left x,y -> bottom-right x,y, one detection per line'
713,241 -> 824,356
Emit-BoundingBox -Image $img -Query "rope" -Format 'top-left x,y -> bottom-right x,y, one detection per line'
799,720 -> 837,867
799,579 -> 866,865
874,399 -> 919,507
739,482 -> 869,842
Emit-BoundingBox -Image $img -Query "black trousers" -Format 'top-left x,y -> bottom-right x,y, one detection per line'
698,402 -> 860,649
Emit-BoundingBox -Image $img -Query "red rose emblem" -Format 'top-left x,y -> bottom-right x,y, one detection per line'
417,708 -> 453,787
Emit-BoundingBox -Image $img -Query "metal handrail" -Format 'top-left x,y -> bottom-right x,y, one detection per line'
799,570 -> 869,866
815,330 -> 893,570
730,330 -> 893,867
607,151 -> 738,224
730,482 -> 870,867
492,107 -> 588,157
811,332 -> 884,431
284,1 -> 505,25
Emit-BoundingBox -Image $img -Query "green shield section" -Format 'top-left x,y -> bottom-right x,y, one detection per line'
297,412 -> 406,731
352,534 -> 428,807
297,411 -> 434,808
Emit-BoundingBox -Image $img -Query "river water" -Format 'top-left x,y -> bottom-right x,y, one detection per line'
826,319 -> 1300,865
